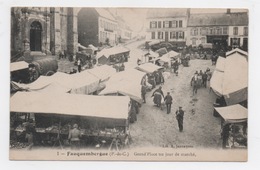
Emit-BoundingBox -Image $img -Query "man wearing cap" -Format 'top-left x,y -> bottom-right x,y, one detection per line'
164,92 -> 173,114
68,124 -> 81,149
176,107 -> 184,132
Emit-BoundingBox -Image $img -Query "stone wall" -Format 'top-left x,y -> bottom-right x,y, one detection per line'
11,7 -> 78,60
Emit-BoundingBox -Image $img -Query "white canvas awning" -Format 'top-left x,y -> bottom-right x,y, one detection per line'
210,70 -> 224,97
167,50 -> 180,58
10,61 -> 28,72
99,69 -> 146,103
215,56 -> 226,72
34,82 -> 71,93
210,52 -> 248,105
10,92 -> 130,120
96,46 -> 130,59
226,48 -> 248,57
160,54 -> 171,63
144,51 -> 159,58
136,63 -> 163,73
215,104 -> 247,124
14,71 -> 100,95
88,65 -> 116,81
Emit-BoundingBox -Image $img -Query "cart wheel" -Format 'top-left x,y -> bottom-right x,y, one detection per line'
45,71 -> 55,76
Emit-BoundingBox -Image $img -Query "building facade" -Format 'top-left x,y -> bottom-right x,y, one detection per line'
115,16 -> 132,43
186,11 -> 248,50
11,7 -> 78,61
145,9 -> 189,47
78,8 -> 118,47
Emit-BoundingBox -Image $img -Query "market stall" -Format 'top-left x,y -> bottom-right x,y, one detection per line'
99,69 -> 146,104
10,92 -> 131,149
155,47 -> 168,57
158,50 -> 180,68
87,65 -> 116,92
136,63 -> 164,87
96,46 -> 130,65
12,71 -> 101,95
11,61 -> 30,84
214,104 -> 247,149
136,63 -> 163,74
143,51 -> 159,63
210,51 -> 248,105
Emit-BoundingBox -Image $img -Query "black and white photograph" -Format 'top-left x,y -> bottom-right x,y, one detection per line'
8,6 -> 249,161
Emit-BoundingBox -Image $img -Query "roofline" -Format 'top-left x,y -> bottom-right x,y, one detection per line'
187,24 -> 248,27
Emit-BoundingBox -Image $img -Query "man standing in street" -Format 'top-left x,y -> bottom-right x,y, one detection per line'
164,92 -> 173,114
141,85 -> 147,103
202,71 -> 208,88
176,106 -> 184,132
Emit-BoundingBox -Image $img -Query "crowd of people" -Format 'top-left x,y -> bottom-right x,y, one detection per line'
190,68 -> 212,95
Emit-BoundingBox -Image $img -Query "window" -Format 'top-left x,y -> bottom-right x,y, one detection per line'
200,28 -> 206,35
170,31 -> 176,39
172,20 -> 177,27
201,37 -> 206,44
244,27 -> 248,36
158,31 -> 163,39
158,21 -> 161,28
151,32 -> 155,39
150,21 -> 157,28
233,27 -> 238,35
164,21 -> 169,28
169,21 -> 172,28
179,20 -> 183,28
216,28 -> 222,35
191,29 -> 198,36
178,31 -> 184,39
195,29 -> 198,36
223,27 -> 228,34
210,28 -> 213,35
190,29 -> 193,36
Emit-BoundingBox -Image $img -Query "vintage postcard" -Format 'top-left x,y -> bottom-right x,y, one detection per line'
9,7 -> 248,161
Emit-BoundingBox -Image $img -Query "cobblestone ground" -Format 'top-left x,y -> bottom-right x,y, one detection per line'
129,59 -> 222,149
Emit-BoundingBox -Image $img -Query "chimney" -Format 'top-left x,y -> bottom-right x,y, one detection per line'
227,9 -> 231,14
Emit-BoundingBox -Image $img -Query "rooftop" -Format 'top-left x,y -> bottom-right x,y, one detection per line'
188,12 -> 248,27
95,8 -> 116,22
146,8 -> 188,19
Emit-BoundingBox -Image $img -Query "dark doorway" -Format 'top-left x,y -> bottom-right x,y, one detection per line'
30,21 -> 42,51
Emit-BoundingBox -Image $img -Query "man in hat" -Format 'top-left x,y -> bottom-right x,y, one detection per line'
68,124 -> 81,149
164,92 -> 173,114
176,107 -> 184,132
